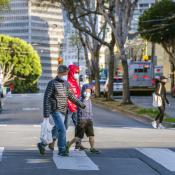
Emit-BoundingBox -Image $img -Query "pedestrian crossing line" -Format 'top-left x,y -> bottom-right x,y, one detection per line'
0,124 -> 7,127
136,148 -> 175,172
33,125 -> 41,128
53,149 -> 99,171
0,147 -> 4,162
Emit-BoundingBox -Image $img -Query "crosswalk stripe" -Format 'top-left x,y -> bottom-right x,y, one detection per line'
137,148 -> 175,172
22,107 -> 40,111
0,147 -> 4,162
0,125 -> 7,127
53,149 -> 99,170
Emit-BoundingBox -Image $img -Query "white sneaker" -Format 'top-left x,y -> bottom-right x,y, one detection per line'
158,124 -> 165,129
152,121 -> 157,129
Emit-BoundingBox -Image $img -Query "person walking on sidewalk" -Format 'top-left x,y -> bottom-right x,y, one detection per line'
66,84 -> 100,154
37,65 -> 85,156
152,76 -> 169,129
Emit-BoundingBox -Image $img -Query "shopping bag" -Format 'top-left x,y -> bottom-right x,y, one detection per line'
40,118 -> 53,145
152,93 -> 162,107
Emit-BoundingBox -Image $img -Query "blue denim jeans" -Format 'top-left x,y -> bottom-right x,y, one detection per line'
51,112 -> 66,152
64,109 -> 77,130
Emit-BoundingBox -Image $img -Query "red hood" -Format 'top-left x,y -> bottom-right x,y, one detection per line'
67,64 -> 80,112
68,64 -> 79,81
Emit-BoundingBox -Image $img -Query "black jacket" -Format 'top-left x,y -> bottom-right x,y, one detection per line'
43,77 -> 85,118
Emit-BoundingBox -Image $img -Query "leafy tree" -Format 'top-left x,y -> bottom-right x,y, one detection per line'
0,35 -> 42,92
0,0 -> 9,9
138,0 -> 175,94
35,0 -> 115,99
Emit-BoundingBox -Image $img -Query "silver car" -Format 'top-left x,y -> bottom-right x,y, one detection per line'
113,78 -> 123,93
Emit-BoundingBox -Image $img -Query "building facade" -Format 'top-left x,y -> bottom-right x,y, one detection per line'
62,12 -> 86,75
0,0 -> 64,92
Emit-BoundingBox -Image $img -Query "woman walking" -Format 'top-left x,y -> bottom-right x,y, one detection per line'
152,76 -> 169,129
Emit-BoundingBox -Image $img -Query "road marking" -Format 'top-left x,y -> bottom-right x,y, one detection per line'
137,148 -> 175,172
26,159 -> 50,164
22,107 -> 40,111
0,147 -> 4,162
33,125 -> 41,128
0,124 -> 7,127
53,149 -> 99,170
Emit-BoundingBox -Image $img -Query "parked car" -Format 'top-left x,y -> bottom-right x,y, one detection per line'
113,77 -> 123,93
92,79 -> 106,93
92,77 -> 123,95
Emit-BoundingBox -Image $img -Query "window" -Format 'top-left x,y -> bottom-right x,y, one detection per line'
0,22 -> 28,27
134,68 -> 148,73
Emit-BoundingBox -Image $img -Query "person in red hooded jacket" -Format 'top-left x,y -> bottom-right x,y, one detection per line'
64,64 -> 87,150
64,64 -> 81,129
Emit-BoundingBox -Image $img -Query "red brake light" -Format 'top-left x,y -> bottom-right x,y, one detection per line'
152,79 -> 155,85
143,75 -> 150,79
133,75 -> 138,79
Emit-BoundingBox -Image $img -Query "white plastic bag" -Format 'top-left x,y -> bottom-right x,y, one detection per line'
152,93 -> 162,107
40,118 -> 53,145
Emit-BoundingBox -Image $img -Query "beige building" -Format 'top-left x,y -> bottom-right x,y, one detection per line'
155,44 -> 172,92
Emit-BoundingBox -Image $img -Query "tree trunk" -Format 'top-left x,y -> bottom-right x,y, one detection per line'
77,48 -> 80,67
83,43 -> 93,83
107,45 -> 115,100
170,62 -> 174,97
120,48 -> 132,104
93,50 -> 100,97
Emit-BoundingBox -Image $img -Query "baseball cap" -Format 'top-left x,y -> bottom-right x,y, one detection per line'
160,75 -> 168,81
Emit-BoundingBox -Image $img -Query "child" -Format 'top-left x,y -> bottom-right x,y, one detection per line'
66,84 -> 100,154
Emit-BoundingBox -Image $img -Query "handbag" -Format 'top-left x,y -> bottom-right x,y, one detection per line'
152,83 -> 162,107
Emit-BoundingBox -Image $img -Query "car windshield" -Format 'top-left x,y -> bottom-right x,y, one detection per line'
114,78 -> 122,83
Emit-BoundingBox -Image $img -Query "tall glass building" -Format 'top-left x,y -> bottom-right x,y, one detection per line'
0,0 -> 64,92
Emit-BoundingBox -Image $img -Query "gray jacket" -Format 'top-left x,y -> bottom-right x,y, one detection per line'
43,77 -> 85,118
77,98 -> 93,121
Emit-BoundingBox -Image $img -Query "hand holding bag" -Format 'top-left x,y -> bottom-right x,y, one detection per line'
40,118 -> 53,145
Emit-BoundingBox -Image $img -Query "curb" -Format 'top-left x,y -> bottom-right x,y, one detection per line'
92,99 -> 175,128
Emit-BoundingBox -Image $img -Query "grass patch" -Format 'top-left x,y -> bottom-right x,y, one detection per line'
136,108 -> 159,118
164,118 -> 175,123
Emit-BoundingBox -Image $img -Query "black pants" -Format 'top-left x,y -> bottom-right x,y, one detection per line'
155,103 -> 165,123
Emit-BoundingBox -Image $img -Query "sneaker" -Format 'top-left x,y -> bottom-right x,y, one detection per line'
90,148 -> 100,154
58,150 -> 69,157
158,123 -> 165,129
152,121 -> 157,129
65,141 -> 71,153
37,143 -> 45,155
78,145 -> 88,151
75,143 -> 87,151
48,140 -> 56,151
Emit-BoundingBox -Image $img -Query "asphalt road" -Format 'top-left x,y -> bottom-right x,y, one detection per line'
0,94 -> 175,175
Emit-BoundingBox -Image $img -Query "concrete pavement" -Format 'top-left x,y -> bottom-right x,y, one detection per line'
0,94 -> 175,175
